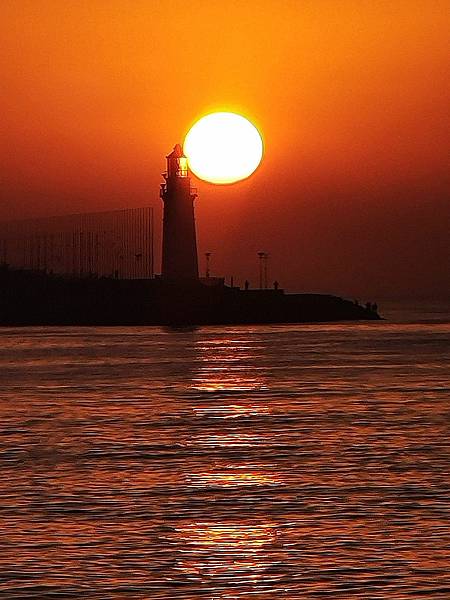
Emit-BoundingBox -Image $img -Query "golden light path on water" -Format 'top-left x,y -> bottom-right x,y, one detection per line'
170,337 -> 286,595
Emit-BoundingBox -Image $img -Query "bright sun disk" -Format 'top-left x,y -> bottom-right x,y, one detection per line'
183,112 -> 263,184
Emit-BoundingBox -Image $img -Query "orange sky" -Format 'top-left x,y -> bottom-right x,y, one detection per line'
1,0 -> 449,299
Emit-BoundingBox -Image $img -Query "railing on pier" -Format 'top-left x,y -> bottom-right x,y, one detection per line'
0,207 -> 154,279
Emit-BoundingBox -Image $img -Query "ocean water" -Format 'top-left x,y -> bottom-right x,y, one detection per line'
1,310 -> 449,599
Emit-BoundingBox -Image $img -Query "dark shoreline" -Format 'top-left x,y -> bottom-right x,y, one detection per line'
0,267 -> 380,326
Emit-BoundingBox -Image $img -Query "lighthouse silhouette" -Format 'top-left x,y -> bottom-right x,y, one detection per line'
160,144 -> 199,281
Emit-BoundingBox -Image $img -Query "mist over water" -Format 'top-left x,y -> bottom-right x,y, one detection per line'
1,313 -> 449,598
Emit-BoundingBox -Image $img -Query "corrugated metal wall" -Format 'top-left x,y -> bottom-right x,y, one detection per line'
0,207 -> 154,279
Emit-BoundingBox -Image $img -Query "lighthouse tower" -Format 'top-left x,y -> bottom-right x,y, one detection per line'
160,144 -> 199,282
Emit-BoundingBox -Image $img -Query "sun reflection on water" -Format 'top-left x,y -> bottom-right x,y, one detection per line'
193,403 -> 271,419
170,521 -> 281,583
188,465 -> 280,489
190,376 -> 269,393
178,336 -> 282,591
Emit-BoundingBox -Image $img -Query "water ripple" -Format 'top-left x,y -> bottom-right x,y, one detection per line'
0,323 -> 449,598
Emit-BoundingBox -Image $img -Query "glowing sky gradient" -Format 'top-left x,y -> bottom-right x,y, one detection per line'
1,1 -> 449,299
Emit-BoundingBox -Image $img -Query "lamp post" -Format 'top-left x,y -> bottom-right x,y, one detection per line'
205,252 -> 211,278
257,251 -> 269,289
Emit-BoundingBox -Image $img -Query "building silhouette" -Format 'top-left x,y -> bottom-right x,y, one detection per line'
160,144 -> 198,281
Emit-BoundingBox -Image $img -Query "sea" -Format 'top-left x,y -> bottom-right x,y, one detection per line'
1,303 -> 449,599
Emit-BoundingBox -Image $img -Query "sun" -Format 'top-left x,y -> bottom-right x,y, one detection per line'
183,112 -> 263,184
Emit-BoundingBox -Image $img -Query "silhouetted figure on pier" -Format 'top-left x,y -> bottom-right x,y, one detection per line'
273,280 -> 279,290
244,280 -> 249,290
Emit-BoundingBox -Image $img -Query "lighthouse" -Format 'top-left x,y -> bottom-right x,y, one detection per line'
160,144 -> 199,281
